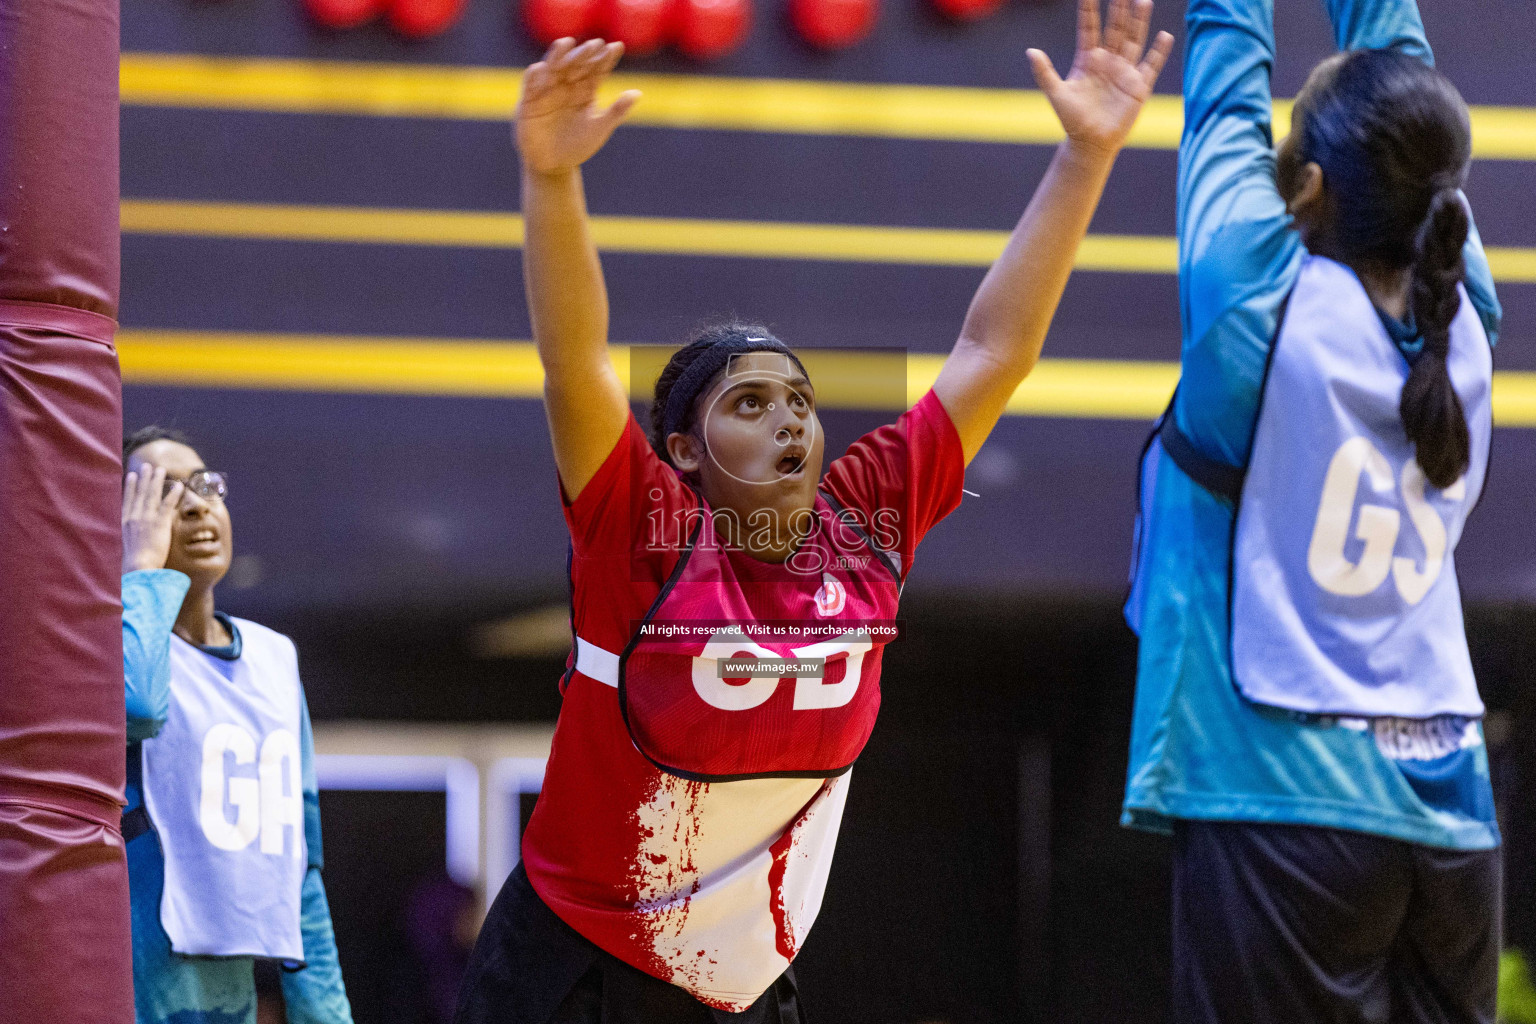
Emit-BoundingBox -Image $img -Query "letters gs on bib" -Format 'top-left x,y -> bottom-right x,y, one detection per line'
200,724 -> 304,858
1307,437 -> 1467,604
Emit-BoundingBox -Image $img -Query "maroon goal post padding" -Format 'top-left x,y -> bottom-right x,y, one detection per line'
0,0 -> 133,1020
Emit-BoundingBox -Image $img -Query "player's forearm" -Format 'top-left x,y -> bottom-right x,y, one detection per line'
1323,0 -> 1429,61
1177,0 -> 1285,266
1182,0 -> 1277,146
522,165 -> 611,378
123,568 -> 190,740
279,868 -> 355,1024
956,139 -> 1116,379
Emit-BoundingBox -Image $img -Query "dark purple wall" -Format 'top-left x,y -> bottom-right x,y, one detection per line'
120,0 -> 1536,619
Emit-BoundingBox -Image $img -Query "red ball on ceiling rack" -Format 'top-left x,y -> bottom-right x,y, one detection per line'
388,0 -> 468,36
303,0 -> 384,29
929,0 -> 1001,20
674,0 -> 750,60
601,0 -> 677,55
789,0 -> 877,49
524,0 -> 602,44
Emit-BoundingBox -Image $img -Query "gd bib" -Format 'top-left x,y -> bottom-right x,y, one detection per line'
577,492 -> 901,781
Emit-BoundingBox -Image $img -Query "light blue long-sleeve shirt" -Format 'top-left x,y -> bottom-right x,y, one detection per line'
123,569 -> 355,1024
1121,0 -> 1502,850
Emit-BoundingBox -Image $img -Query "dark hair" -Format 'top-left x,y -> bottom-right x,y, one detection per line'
648,321 -> 794,465
124,425 -> 195,466
1290,48 -> 1473,488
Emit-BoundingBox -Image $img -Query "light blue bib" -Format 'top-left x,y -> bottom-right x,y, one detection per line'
1231,256 -> 1491,719
141,618 -> 308,961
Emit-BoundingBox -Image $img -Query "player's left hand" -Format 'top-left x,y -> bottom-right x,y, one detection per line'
1028,0 -> 1174,158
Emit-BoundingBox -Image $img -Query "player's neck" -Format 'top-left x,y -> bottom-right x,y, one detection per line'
1354,260 -> 1412,322
174,587 -> 228,649
709,498 -> 817,564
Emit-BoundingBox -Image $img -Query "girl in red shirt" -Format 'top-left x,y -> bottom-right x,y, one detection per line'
455,4 -> 1172,1021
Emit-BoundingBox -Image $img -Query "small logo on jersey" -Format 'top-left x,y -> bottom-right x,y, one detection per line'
814,574 -> 846,617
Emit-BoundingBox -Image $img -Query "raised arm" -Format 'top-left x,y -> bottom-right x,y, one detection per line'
934,0 -> 1172,463
1178,0 -> 1286,266
1171,0 -> 1302,466
516,39 -> 641,501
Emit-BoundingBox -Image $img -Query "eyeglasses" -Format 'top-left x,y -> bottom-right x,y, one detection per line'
162,470 -> 228,503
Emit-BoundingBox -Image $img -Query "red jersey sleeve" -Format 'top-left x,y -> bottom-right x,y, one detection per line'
560,411 -> 697,561
820,388 -> 965,579
559,413 -> 699,670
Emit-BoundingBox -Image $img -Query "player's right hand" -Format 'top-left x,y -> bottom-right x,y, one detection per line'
515,39 -> 641,175
122,465 -> 183,574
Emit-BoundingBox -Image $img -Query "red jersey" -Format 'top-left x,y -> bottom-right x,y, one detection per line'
521,389 -> 964,1010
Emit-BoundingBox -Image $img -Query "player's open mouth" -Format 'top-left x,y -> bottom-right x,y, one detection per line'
185,528 -> 220,551
776,446 -> 807,477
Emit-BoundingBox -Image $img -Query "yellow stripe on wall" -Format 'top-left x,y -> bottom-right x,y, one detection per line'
1488,245 -> 1536,285
112,330 -> 1185,417
1492,371 -> 1536,428
117,331 -> 550,396
115,330 -> 1536,426
118,198 -> 1173,271
115,53 -> 1173,148
119,198 -> 1536,282
121,200 -> 529,249
120,53 -> 1536,160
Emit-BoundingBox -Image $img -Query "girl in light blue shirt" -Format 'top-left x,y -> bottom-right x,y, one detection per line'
1124,1 -> 1503,1020
121,427 -> 353,1024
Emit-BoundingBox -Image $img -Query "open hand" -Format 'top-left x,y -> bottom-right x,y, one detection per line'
1028,0 -> 1174,158
515,38 -> 641,175
122,465 -> 182,574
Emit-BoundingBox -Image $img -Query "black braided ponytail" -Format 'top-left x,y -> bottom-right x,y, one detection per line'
1402,189 -> 1472,488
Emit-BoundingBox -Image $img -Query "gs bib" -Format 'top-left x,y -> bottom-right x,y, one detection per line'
1231,256 -> 1491,718
1128,256 -> 1491,720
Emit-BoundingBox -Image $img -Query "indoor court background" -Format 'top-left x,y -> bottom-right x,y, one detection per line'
116,0 -> 1535,1019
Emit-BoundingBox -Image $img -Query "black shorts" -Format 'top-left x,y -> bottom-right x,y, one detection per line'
453,863 -> 806,1024
1172,820 -> 1501,1024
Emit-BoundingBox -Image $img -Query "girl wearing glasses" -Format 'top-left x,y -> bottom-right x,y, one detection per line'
454,3 -> 1172,1021
120,426 -> 353,1024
